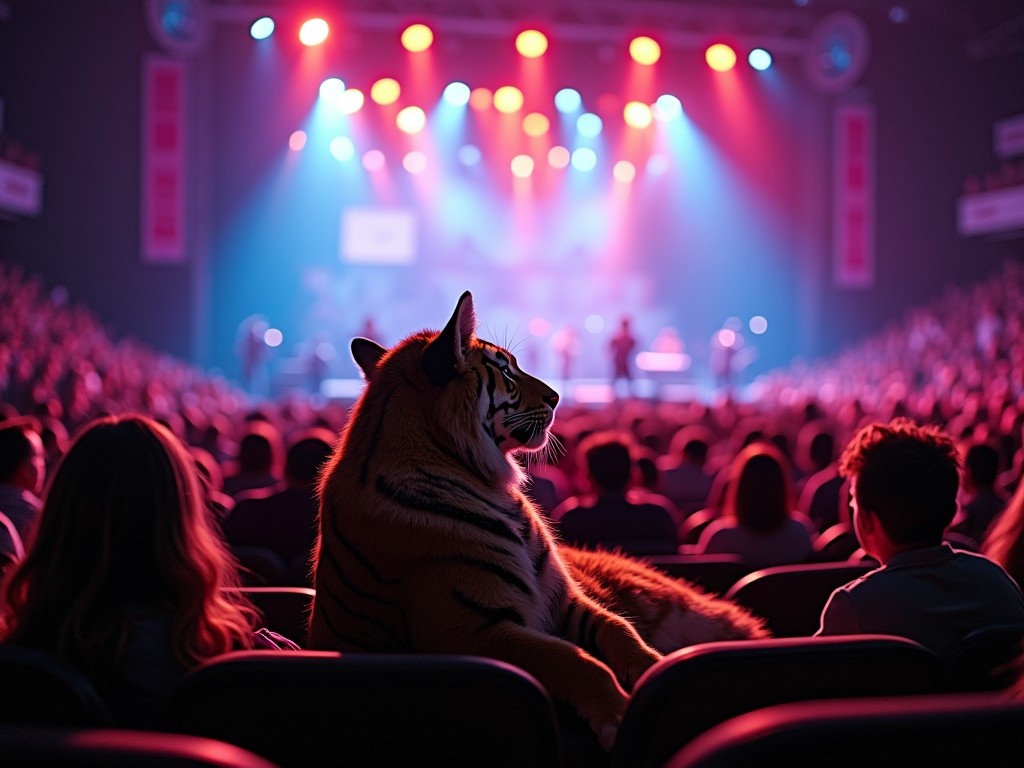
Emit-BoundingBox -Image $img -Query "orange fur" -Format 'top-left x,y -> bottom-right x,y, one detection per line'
561,546 -> 770,652
309,293 -> 661,750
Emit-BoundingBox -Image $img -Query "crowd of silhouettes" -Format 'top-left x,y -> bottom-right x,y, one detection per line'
5,254 -> 1024,733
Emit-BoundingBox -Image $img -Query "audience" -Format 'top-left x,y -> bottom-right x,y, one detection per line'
222,419 -> 285,498
0,415 -> 45,544
553,429 -> 680,555
981,478 -> 1024,590
6,255 -> 1024,727
656,424 -> 717,519
794,419 -> 844,534
815,418 -> 1024,663
0,413 -> 299,727
947,440 -> 1007,548
692,440 -> 815,568
223,426 -> 335,585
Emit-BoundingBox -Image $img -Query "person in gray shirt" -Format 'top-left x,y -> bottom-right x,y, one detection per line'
816,418 -> 1024,664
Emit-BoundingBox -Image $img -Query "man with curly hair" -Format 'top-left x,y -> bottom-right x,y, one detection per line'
815,418 -> 1024,662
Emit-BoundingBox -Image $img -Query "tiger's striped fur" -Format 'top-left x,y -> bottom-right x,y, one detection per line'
561,546 -> 770,652
309,292 -> 661,751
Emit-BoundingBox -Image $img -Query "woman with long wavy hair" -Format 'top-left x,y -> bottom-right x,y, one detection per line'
0,412 -> 292,726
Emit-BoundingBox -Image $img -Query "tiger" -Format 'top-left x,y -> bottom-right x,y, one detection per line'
309,291 -> 661,751
560,545 -> 770,652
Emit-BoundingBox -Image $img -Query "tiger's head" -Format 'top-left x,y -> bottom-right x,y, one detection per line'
351,292 -> 559,483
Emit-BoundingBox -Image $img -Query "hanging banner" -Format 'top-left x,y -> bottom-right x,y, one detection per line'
141,54 -> 185,263
833,101 -> 875,288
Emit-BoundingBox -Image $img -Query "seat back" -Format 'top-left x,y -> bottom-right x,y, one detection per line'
0,645 -> 113,727
223,586 -> 314,646
161,650 -> 563,768
610,634 -> 947,768
948,623 -> 1024,691
677,508 -> 717,545
667,692 -> 1024,768
640,554 -> 751,596
231,545 -> 288,586
724,561 -> 874,636
809,523 -> 860,563
0,725 -> 279,767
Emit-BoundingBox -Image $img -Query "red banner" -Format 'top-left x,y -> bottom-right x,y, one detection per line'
141,55 -> 185,263
834,102 -> 874,288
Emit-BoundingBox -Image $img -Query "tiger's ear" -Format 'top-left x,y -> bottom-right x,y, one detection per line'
351,338 -> 387,381
422,291 -> 476,385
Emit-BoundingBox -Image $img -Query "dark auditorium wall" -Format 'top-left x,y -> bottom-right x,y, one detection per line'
0,1 -> 1021,370
0,1 -> 201,361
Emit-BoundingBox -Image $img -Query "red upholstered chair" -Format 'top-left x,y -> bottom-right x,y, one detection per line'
666,692 -> 1024,768
0,725 -> 279,768
0,645 -> 113,728
609,634 -> 947,768
640,553 -> 752,596
723,561 -> 874,636
161,650 -> 563,768
947,622 -> 1024,691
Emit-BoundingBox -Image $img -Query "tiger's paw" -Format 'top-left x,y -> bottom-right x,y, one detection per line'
616,642 -> 662,690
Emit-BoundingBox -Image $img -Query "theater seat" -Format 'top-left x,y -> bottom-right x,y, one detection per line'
723,561 -> 874,636
947,622 -> 1024,691
640,554 -> 751,596
0,645 -> 113,727
0,725 -> 279,767
610,634 -> 947,768
161,650 -> 563,768
666,692 -> 1024,768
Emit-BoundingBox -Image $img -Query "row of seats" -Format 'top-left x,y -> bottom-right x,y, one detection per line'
2,602 -> 1021,768
237,549 -> 875,638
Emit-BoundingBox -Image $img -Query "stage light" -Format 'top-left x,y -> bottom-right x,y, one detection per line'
329,136 -> 354,161
403,150 -> 427,173
652,94 -> 682,121
749,315 -> 769,334
288,130 -> 307,151
571,147 -> 597,171
576,112 -> 602,137
299,18 -> 329,47
362,149 -> 385,171
623,101 -> 653,129
457,144 -> 482,166
396,106 -> 426,134
706,43 -> 737,72
370,78 -> 400,105
516,29 -> 548,58
716,328 -> 737,348
584,314 -> 605,333
554,88 -> 582,114
646,154 -> 670,175
613,160 -> 636,183
401,23 -> 433,52
629,36 -> 661,65
319,77 -> 345,104
264,327 -> 284,347
748,48 -> 773,70
469,87 -> 493,111
443,81 -> 471,106
548,145 -> 570,168
338,88 -> 365,114
522,112 -> 550,137
250,17 -> 274,40
511,154 -> 535,178
493,86 -> 524,114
